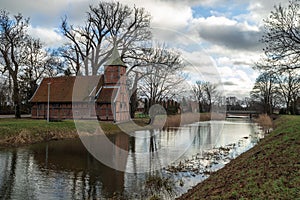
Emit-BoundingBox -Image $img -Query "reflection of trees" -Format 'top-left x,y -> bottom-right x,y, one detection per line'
129,129 -> 162,172
149,129 -> 164,174
30,135 -> 129,199
149,130 -> 158,153
129,136 -> 135,153
143,130 -> 176,199
0,151 -> 17,199
129,136 -> 138,180
193,124 -> 212,150
0,124 -> 230,199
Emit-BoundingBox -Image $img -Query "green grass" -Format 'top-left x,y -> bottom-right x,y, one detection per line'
0,118 -> 78,147
0,118 -> 76,137
0,118 -> 150,147
179,115 -> 300,200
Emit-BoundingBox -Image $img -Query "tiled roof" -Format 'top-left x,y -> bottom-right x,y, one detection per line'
30,75 -> 104,103
96,87 -> 118,103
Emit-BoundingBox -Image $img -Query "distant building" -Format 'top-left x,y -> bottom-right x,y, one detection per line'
30,49 -> 130,123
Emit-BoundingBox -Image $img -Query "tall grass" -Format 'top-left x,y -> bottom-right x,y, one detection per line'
162,112 -> 225,128
255,114 -> 273,133
0,119 -> 77,147
143,175 -> 177,200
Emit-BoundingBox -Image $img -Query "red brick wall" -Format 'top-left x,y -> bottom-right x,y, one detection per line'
104,65 -> 126,86
32,103 -> 76,119
32,102 -> 115,121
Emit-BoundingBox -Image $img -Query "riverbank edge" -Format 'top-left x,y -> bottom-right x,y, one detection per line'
0,112 -> 218,148
177,115 -> 300,199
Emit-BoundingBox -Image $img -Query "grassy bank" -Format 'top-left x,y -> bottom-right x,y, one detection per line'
0,118 -> 132,147
0,112 -> 221,148
0,118 -> 78,147
178,115 -> 300,199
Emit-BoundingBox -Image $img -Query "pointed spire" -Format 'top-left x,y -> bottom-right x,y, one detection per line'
105,47 -> 126,67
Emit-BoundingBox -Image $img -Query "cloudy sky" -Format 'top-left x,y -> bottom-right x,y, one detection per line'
1,0 -> 287,98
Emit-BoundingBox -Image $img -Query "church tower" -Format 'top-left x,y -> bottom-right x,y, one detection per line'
100,48 -> 130,122
104,48 -> 127,86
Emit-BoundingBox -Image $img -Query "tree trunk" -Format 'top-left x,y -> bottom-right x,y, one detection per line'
129,73 -> 140,118
290,101 -> 296,115
208,100 -> 212,112
130,89 -> 138,118
13,80 -> 21,118
285,101 -> 289,114
198,101 -> 202,113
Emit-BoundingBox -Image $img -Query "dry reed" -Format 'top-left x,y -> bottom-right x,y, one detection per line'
161,112 -> 225,128
255,114 -> 273,133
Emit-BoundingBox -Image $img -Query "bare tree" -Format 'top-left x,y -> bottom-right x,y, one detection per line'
192,81 -> 219,112
192,81 -> 205,112
276,70 -> 300,114
61,2 -> 187,118
126,43 -> 184,116
20,38 -> 61,107
0,11 -> 30,118
60,1 -> 151,76
260,0 -> 300,72
203,82 -> 218,112
59,45 -> 81,75
137,47 -> 185,114
0,10 -> 59,117
255,1 -> 300,114
250,72 -> 279,114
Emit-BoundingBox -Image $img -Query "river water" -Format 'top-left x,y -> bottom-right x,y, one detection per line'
0,119 -> 263,199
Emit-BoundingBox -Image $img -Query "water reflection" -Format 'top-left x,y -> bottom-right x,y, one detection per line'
0,151 -> 17,200
0,137 -> 128,199
0,119 -> 261,199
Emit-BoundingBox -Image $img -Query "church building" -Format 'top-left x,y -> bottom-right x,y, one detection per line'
30,49 -> 130,123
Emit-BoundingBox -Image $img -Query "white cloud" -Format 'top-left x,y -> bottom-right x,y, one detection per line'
181,50 -> 222,82
247,0 -> 288,25
28,26 -> 64,47
2,0 -> 285,98
121,0 -> 193,29
191,16 -> 263,51
193,16 -> 237,26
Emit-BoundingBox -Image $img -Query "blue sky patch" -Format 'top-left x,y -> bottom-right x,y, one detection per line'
192,1 -> 250,20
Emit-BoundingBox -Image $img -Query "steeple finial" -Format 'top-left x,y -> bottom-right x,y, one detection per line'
105,47 -> 126,67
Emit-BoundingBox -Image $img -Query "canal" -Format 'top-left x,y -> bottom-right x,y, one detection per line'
0,119 -> 263,199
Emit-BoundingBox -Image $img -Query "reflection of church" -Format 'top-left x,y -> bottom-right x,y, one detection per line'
30,134 -> 130,198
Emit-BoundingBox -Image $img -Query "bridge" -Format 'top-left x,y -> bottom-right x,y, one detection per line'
225,110 -> 261,119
